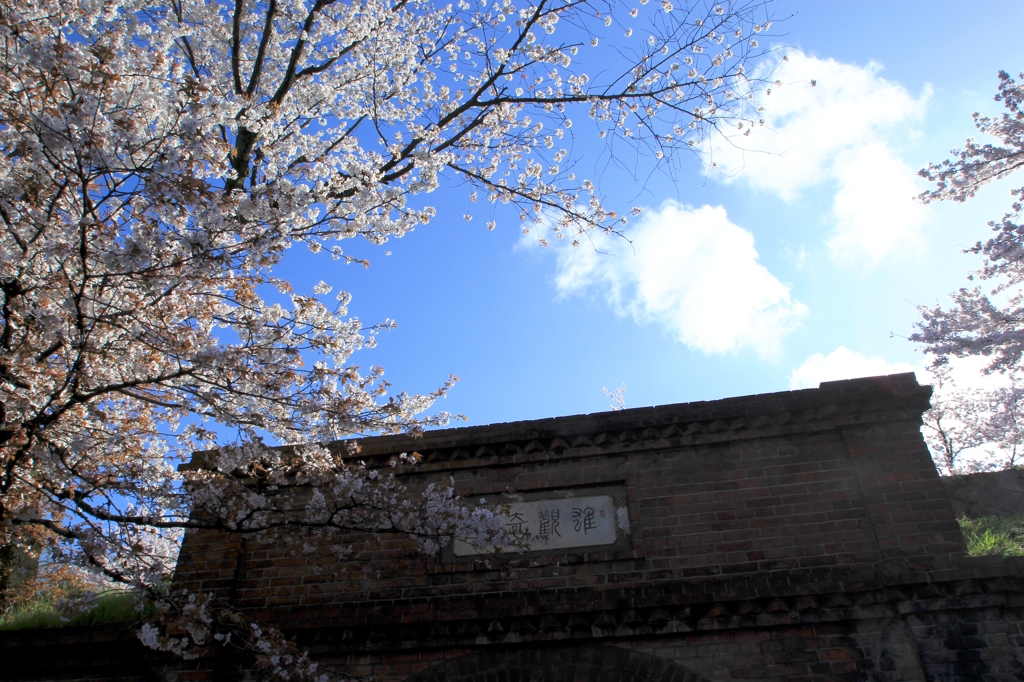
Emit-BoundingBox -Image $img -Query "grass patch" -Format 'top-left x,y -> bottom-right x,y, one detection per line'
958,515 -> 1024,557
0,590 -> 150,631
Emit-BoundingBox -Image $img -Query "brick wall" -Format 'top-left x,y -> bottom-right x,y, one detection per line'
5,374 -> 1023,682
174,373 -> 965,628
941,468 -> 1024,519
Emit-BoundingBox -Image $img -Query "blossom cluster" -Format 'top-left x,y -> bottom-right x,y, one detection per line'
914,72 -> 1024,372
913,71 -> 1024,474
0,0 -> 774,676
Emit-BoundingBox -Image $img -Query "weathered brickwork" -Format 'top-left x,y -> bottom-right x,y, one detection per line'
942,468 -> 1024,519
3,373 -> 1024,682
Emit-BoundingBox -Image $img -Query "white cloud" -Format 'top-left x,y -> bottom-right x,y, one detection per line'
554,201 -> 807,355
827,144 -> 927,265
788,346 -> 921,390
927,355 -> 1014,392
787,347 -> 1008,393
708,51 -> 931,267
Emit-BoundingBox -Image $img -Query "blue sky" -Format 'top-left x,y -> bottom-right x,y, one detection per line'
277,0 -> 1024,428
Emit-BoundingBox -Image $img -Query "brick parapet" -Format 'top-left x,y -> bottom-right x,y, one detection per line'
273,558 -> 1024,650
7,374 -> 1024,681
119,373 -> 1024,680
4,562 -> 1023,681
262,561 -> 1024,681
176,375 -> 965,624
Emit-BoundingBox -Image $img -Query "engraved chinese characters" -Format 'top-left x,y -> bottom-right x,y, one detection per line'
453,495 -> 617,556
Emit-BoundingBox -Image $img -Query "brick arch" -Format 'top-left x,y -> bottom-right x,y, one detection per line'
404,646 -> 713,682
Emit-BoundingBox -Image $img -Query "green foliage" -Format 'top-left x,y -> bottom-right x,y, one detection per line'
958,515 -> 1024,557
0,590 -> 149,631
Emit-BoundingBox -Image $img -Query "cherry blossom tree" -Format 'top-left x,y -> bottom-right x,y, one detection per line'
913,70 -> 1024,371
602,383 -> 627,410
980,378 -> 1024,469
919,365 -> 1024,474
913,70 -> 1024,474
0,0 -> 775,675
921,367 -> 987,475
922,372 -> 1024,474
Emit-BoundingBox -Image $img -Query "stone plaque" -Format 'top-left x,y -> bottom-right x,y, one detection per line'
453,494 -> 617,556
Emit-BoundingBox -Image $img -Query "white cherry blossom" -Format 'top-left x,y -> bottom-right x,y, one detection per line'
0,0 -> 776,676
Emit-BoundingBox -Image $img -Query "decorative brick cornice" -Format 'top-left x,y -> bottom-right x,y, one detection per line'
402,646 -> 715,682
182,373 -> 931,473
336,373 -> 932,472
297,566 -> 1024,653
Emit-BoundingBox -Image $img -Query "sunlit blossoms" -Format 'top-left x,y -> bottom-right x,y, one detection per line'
0,0 -> 774,675
913,71 -> 1024,475
913,71 -> 1024,372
